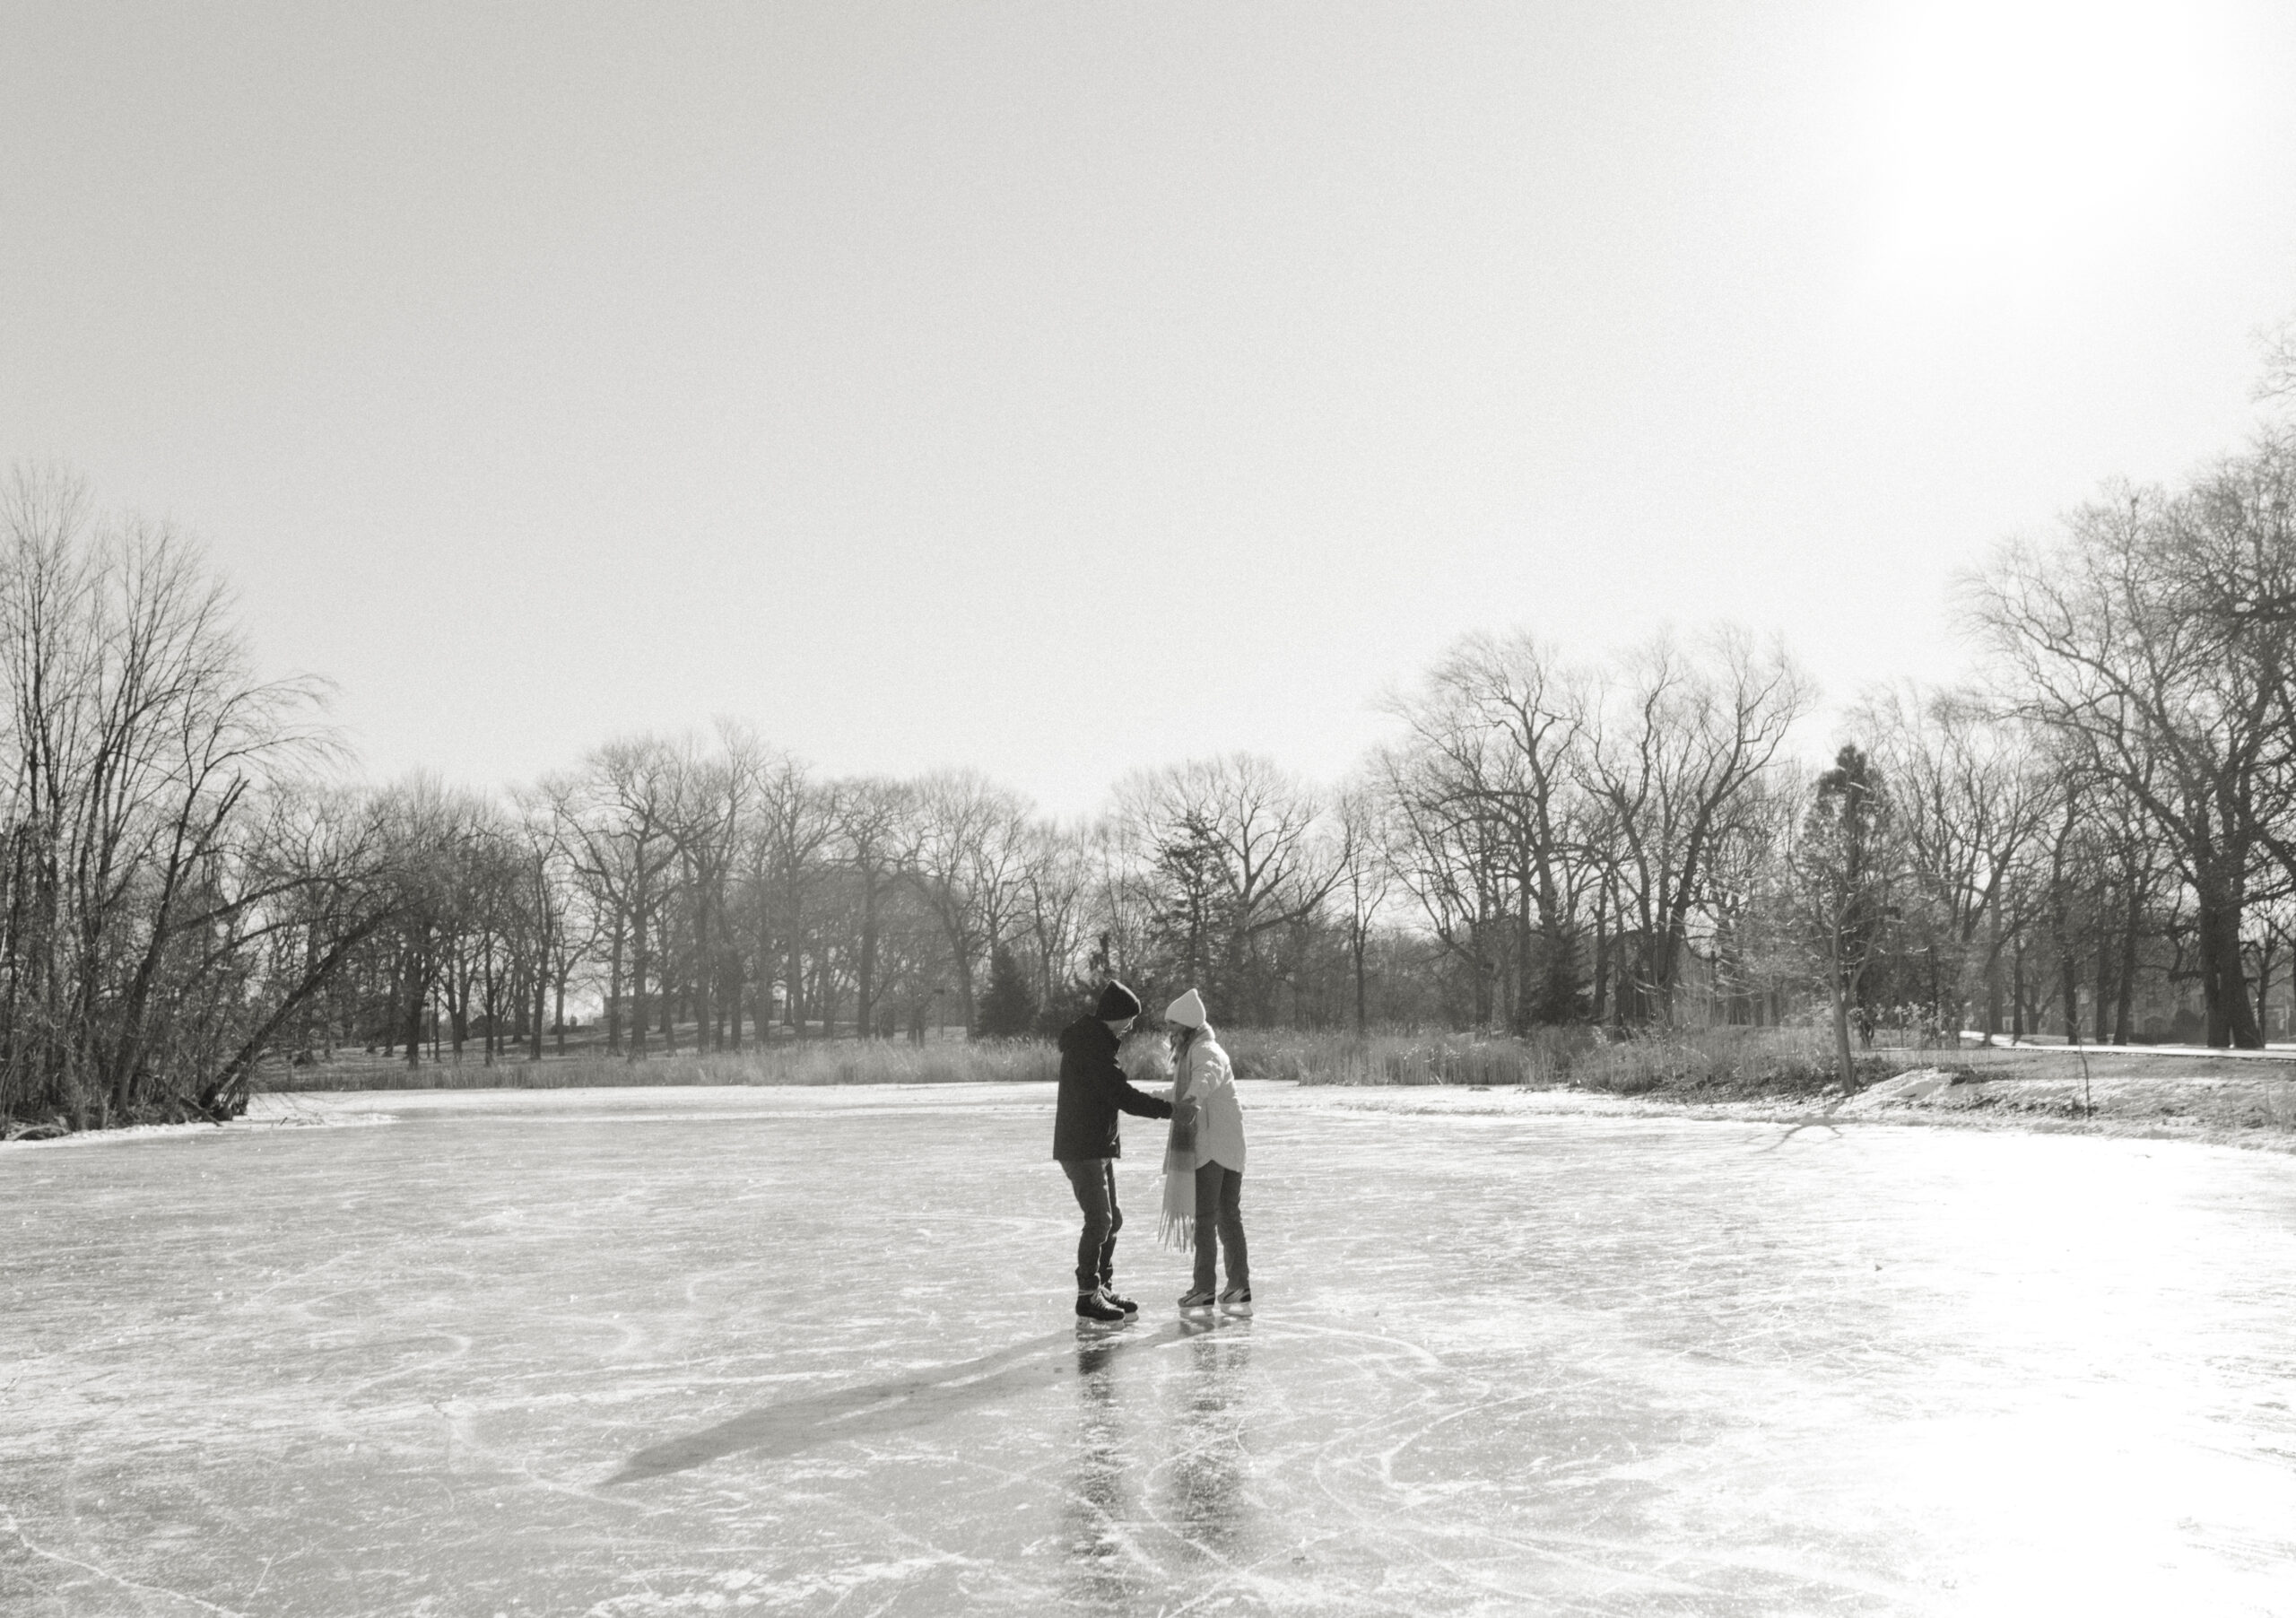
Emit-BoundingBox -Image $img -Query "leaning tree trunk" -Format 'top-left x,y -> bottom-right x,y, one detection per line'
200,920 -> 389,1118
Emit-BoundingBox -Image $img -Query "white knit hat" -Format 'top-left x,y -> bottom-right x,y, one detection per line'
1164,988 -> 1207,1029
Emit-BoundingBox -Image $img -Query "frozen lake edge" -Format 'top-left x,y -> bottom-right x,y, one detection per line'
8,1079 -> 2296,1615
8,1068 -> 2292,1158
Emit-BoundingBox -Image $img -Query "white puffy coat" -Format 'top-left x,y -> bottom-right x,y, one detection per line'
1178,1033 -> 1245,1172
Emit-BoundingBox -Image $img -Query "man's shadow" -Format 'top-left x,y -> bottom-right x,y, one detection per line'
606,1317 -> 1244,1484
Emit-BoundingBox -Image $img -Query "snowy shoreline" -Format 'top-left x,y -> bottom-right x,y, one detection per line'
9,1068 -> 2296,1155
2,1100 -> 402,1149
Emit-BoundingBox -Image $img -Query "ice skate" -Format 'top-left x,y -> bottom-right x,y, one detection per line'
1075,1290 -> 1127,1325
1178,1287 -> 1216,1313
1100,1286 -> 1140,1314
1219,1283 -> 1252,1315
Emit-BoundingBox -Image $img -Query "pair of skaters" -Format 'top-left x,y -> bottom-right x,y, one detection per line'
1053,981 -> 1249,1325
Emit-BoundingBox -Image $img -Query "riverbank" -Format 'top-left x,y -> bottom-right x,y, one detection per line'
1307,1061 -> 2296,1155
13,1039 -> 2296,1155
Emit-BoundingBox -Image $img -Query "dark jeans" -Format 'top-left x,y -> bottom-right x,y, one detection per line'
1192,1162 -> 1248,1293
1060,1157 -> 1123,1295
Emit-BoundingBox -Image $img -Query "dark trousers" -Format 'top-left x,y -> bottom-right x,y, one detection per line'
1192,1161 -> 1248,1293
1060,1157 -> 1123,1295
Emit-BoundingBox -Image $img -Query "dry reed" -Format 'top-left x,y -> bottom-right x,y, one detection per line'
260,1040 -> 1061,1092
1228,1023 -> 1855,1097
259,1023 -> 1859,1099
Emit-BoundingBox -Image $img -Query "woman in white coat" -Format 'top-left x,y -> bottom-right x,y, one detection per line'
1162,988 -> 1250,1314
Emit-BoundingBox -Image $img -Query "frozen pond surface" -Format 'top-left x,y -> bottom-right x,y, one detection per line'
7,1083 -> 2296,1616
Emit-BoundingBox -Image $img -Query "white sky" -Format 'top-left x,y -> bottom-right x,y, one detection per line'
4,1 -> 2292,815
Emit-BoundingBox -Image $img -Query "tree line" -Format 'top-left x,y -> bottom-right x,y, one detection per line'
5,415 -> 2294,1127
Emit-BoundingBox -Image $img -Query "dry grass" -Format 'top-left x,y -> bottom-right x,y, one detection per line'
1934,1044 -> 2296,1083
1568,1025 -> 1881,1097
260,1040 -> 1061,1092
264,1025 -> 1874,1100
1224,1027 -> 1580,1087
1233,1023 -> 1879,1099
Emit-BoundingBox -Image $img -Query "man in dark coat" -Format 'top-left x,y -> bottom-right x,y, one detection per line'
1055,980 -> 1175,1323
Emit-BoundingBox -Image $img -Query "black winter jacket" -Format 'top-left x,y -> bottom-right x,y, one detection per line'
1051,1014 -> 1172,1161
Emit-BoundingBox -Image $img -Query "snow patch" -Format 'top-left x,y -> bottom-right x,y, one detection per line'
1839,1067 -> 1963,1111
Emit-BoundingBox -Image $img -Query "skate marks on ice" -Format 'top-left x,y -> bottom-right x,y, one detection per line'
607,1316 -> 1250,1483
604,1296 -> 1718,1616
12,1089 -> 2296,1615
604,1313 -> 1300,1617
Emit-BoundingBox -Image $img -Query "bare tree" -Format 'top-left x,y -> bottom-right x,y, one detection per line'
1118,754 -> 1341,1021
1856,683 -> 2058,1039
0,467 -> 342,1126
508,788 -> 583,1057
831,777 -> 915,1040
1329,778 -> 1396,1034
740,752 -> 836,1036
544,736 -> 680,1057
1017,819 -> 1092,1015
1969,457 -> 2296,1048
1584,630 -> 1812,1023
905,770 -> 1033,1034
2257,318 -> 2296,409
664,724 -> 760,1050
1374,737 -> 1512,1027
1384,631 -> 1596,1029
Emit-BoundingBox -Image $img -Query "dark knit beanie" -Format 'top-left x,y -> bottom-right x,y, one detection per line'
1094,980 -> 1143,1021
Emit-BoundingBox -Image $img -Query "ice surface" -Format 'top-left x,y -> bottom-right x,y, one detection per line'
6,1082 -> 2296,1615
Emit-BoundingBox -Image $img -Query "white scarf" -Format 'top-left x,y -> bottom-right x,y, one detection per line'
1159,1035 -> 1202,1249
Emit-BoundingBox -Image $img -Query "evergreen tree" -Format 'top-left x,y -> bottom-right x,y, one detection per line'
975,944 -> 1039,1038
1795,744 -> 1898,1090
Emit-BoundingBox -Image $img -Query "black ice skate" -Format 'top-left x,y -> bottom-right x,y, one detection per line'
1219,1284 -> 1253,1315
1075,1291 -> 1127,1324
1100,1287 -> 1140,1314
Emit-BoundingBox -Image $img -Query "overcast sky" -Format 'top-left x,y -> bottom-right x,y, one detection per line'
4,1 -> 2293,815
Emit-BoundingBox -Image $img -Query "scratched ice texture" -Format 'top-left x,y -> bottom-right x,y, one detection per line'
6,1083 -> 2296,1617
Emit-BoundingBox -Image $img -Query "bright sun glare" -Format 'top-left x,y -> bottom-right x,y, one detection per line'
1874,0 -> 2227,282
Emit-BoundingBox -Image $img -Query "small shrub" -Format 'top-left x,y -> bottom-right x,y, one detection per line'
1223,1027 -> 1587,1089
1570,1026 -> 1849,1097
